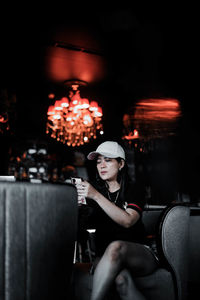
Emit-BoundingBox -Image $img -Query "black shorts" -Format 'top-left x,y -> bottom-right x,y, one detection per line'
143,242 -> 159,263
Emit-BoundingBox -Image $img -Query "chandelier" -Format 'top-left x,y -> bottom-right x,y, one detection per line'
46,81 -> 104,147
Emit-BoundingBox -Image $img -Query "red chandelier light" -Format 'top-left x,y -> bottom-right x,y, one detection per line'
46,82 -> 103,147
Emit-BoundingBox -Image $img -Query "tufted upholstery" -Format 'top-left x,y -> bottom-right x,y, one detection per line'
0,182 -> 78,300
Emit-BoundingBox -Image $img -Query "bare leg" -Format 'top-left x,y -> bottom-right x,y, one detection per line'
90,241 -> 158,300
116,269 -> 146,300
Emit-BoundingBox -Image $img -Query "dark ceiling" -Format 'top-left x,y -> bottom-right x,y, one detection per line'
0,5 -> 199,149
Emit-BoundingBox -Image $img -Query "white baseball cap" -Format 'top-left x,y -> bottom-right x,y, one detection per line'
87,141 -> 125,160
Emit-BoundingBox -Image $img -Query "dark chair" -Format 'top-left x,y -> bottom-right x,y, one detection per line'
125,204 -> 190,300
72,204 -> 190,300
0,182 -> 78,300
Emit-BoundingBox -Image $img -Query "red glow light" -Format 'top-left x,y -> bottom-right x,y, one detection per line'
46,47 -> 106,84
123,129 -> 139,140
48,93 -> 55,99
122,98 -> 182,141
134,98 -> 181,121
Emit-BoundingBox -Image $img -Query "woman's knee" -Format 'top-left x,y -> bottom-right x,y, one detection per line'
116,270 -> 146,300
115,271 -> 127,287
105,240 -> 127,262
115,270 -> 130,295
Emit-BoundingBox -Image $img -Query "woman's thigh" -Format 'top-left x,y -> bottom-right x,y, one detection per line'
125,242 -> 158,276
107,241 -> 159,277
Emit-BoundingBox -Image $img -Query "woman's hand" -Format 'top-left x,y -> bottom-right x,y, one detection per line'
76,181 -> 99,200
76,181 -> 140,228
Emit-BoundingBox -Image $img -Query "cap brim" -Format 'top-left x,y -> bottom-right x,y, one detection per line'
87,151 -> 119,160
87,151 -> 99,160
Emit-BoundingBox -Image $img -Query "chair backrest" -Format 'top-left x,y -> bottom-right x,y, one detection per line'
142,207 -> 165,236
156,204 -> 190,300
0,182 -> 78,300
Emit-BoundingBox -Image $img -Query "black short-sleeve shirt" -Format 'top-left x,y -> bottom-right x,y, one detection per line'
79,181 -> 147,256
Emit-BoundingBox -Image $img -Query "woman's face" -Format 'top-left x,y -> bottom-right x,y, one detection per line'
96,155 -> 124,182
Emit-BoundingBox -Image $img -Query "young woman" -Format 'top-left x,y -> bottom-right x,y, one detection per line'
75,141 -> 158,300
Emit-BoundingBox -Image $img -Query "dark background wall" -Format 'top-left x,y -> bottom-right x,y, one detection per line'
0,4 -> 199,202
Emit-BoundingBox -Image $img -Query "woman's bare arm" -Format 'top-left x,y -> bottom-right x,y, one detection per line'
77,181 -> 140,228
